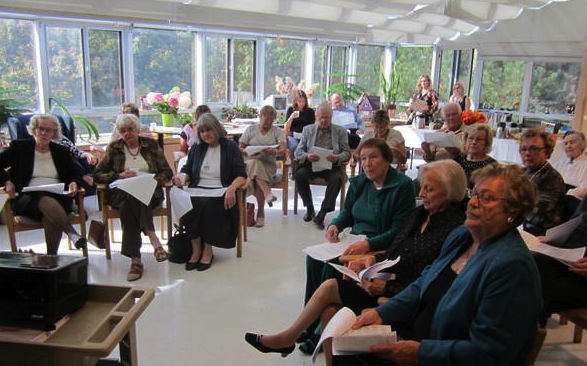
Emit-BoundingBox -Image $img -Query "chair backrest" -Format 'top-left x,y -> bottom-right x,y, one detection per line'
7,114 -> 76,143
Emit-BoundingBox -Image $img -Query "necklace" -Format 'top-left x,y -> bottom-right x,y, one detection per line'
453,245 -> 476,274
126,144 -> 140,160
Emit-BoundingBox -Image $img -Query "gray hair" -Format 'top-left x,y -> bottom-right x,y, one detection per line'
197,113 -> 226,141
418,160 -> 467,202
28,114 -> 63,140
563,130 -> 587,152
316,101 -> 333,116
464,124 -> 493,154
115,113 -> 141,132
443,102 -> 462,116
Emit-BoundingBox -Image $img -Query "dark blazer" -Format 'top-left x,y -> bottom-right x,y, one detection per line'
181,137 -> 247,187
0,139 -> 82,192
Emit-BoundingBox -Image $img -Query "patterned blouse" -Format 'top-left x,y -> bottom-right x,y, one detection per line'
453,154 -> 497,188
377,203 -> 466,297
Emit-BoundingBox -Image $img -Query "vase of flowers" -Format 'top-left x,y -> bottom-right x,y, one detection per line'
145,87 -> 192,126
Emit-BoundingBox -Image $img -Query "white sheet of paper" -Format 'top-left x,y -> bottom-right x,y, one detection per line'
244,144 -> 278,156
329,257 -> 400,283
413,130 -> 462,148
184,187 -> 227,197
332,110 -> 356,128
109,174 -> 157,206
22,183 -> 67,195
545,215 -> 582,247
170,186 -> 193,223
309,146 -> 333,172
302,229 -> 367,262
519,229 -> 586,265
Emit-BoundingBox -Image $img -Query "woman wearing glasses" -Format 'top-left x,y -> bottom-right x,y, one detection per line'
333,163 -> 541,366
0,114 -> 86,254
519,128 -> 566,236
453,124 -> 496,188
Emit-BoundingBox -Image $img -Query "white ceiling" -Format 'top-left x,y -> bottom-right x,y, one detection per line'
0,0 -> 584,57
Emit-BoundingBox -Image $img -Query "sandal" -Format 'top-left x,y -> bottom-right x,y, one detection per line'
154,246 -> 169,262
127,263 -> 144,282
255,217 -> 265,228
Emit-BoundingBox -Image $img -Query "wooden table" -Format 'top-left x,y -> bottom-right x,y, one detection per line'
0,285 -> 154,366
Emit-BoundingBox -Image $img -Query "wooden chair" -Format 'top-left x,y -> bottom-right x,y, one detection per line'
97,182 -> 172,260
271,156 -> 290,216
559,308 -> 587,343
527,327 -> 547,366
1,187 -> 88,257
293,160 -> 348,215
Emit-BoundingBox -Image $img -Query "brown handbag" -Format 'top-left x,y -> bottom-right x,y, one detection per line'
246,203 -> 256,227
88,220 -> 106,249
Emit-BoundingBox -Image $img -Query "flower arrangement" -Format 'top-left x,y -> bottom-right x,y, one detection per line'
145,87 -> 192,116
462,110 -> 487,125
274,76 -> 319,99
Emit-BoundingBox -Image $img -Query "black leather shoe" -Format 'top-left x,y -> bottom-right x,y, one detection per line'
74,237 -> 87,250
298,333 -> 320,355
245,333 -> 295,357
196,255 -> 213,271
313,210 -> 326,228
185,261 -> 199,271
303,209 -> 315,222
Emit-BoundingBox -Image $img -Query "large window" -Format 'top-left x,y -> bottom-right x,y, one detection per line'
314,43 -> 348,102
205,35 -> 228,103
46,26 -> 84,107
355,45 -> 385,96
394,46 -> 434,104
0,18 -> 37,109
232,39 -> 255,105
438,50 -> 475,103
528,61 -> 581,114
480,60 -> 525,110
263,37 -> 305,99
133,28 -> 193,102
88,29 -> 123,107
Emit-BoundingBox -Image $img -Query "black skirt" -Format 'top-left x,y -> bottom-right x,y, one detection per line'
183,196 -> 239,249
11,192 -> 73,220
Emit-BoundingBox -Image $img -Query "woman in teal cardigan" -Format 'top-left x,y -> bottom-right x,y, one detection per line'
301,139 -> 415,352
343,163 -> 541,366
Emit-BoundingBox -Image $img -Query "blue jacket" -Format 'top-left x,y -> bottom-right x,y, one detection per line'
330,168 -> 415,251
377,226 -> 541,366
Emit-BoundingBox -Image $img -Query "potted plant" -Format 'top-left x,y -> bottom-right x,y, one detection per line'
221,104 -> 258,121
323,72 -> 367,104
49,98 -> 100,141
379,64 -> 401,118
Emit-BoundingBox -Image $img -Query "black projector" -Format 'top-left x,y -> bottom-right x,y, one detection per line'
0,252 -> 88,330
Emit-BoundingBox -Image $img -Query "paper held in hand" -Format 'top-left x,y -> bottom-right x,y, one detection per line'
519,217 -> 586,265
312,307 -> 396,362
309,146 -> 334,172
244,144 -> 278,156
329,257 -> 400,283
109,173 -> 157,206
302,229 -> 367,262
22,183 -> 68,195
413,130 -> 462,148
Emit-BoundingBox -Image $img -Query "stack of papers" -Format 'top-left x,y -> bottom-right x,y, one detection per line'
329,257 -> 400,283
302,230 -> 367,262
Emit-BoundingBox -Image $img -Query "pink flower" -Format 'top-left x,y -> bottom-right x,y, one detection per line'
168,97 -> 179,108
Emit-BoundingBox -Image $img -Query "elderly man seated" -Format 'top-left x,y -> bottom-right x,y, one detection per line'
329,93 -> 364,149
294,102 -> 351,228
553,130 -> 587,200
421,103 -> 465,162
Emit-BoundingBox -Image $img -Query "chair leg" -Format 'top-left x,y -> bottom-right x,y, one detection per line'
293,182 -> 298,214
573,324 -> 583,343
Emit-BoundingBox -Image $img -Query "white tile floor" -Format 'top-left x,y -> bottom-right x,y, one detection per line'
1,170 -> 586,365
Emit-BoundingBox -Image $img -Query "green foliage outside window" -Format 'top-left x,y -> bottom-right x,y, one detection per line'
394,47 -> 434,104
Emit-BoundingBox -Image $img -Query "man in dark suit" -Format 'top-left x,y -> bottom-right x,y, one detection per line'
294,102 -> 351,228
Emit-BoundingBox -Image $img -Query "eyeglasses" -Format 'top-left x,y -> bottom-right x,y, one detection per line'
519,146 -> 545,154
467,189 -> 508,205
36,126 -> 56,134
467,137 -> 486,143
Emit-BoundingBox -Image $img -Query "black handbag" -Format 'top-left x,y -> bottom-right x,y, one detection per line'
168,224 -> 193,264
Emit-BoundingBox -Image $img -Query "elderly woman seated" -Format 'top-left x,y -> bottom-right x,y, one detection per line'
328,164 -> 541,366
357,109 -> 407,171
245,159 -> 467,357
453,124 -> 496,188
0,114 -> 87,254
94,114 -> 173,281
174,113 -> 247,271
239,105 -> 286,227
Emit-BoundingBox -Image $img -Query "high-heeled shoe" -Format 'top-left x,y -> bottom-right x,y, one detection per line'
245,333 -> 295,357
196,255 -> 213,271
